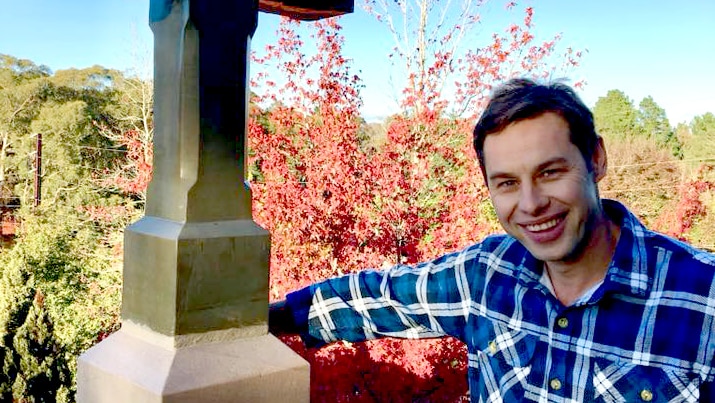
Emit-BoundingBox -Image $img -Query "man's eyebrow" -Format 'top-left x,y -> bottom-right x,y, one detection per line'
487,157 -> 570,183
487,171 -> 513,183
535,157 -> 569,172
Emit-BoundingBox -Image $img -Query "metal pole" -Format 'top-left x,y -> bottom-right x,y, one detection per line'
34,133 -> 42,207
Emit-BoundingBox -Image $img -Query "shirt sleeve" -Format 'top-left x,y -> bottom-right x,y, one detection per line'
286,244 -> 483,347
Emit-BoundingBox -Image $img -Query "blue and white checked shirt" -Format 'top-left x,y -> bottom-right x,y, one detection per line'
286,200 -> 715,402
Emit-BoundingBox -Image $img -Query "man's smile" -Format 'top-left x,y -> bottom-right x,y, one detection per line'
518,213 -> 568,244
523,216 -> 563,232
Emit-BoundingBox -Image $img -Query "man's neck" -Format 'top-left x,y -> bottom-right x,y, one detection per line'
545,215 -> 621,306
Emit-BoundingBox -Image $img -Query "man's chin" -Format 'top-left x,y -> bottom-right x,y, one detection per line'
521,239 -> 570,263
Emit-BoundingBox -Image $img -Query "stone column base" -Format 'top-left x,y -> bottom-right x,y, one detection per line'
77,329 -> 309,402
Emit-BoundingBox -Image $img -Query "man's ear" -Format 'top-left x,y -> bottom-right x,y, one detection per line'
592,136 -> 607,182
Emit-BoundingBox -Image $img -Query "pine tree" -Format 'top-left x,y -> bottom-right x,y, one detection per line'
0,207 -> 121,402
593,89 -> 639,140
637,96 -> 680,156
11,291 -> 72,402
0,257 -> 33,401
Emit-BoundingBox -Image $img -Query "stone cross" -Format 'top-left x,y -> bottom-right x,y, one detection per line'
77,1 -> 352,401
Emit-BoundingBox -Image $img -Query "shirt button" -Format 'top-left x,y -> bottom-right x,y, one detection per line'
557,317 -> 569,328
640,389 -> 653,401
488,341 -> 497,354
549,378 -> 562,391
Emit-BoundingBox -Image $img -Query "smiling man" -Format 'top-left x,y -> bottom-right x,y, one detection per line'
270,78 -> 715,402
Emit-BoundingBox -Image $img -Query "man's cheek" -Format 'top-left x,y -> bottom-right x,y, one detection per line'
490,197 -> 512,227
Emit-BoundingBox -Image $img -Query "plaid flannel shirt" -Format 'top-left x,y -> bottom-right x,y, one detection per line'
286,200 -> 715,402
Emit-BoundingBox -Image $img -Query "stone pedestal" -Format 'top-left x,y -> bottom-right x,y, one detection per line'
77,1 -> 314,401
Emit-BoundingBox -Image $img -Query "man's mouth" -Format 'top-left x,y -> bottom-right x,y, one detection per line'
524,218 -> 561,232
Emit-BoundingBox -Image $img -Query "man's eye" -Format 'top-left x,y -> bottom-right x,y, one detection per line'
541,169 -> 562,178
497,180 -> 516,189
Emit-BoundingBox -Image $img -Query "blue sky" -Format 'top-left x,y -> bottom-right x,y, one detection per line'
1,0 -> 713,124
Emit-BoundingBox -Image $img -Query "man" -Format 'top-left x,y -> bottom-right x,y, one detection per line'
270,78 -> 715,402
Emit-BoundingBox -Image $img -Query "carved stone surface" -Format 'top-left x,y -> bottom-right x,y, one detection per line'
121,0 -> 268,338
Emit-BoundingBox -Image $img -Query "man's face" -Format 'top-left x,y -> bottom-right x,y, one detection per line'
482,112 -> 606,264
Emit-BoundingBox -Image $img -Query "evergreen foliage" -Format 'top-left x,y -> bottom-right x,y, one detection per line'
594,90 -> 682,157
0,206 -> 121,402
683,112 -> 715,165
593,89 -> 639,140
637,96 -> 680,156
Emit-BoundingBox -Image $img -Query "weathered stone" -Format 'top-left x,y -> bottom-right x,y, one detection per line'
122,218 -> 270,338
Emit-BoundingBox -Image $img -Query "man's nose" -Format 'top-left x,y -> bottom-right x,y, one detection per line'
518,183 -> 548,215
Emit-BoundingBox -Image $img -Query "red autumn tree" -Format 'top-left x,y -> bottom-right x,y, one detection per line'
87,74 -> 154,251
96,75 -> 154,203
654,164 -> 715,241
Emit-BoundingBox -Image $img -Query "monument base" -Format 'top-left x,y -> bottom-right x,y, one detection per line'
77,329 -> 309,402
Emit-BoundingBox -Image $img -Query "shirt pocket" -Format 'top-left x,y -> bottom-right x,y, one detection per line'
592,360 -> 701,403
478,321 -> 537,372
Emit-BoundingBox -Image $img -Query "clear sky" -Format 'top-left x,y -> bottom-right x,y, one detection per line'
1,0 -> 713,125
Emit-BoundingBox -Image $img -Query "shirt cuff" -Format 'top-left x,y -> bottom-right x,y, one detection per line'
286,285 -> 326,348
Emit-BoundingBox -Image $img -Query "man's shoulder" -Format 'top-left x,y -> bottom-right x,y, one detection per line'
644,230 -> 715,270
606,199 -> 715,296
639,229 -> 715,299
607,198 -> 715,271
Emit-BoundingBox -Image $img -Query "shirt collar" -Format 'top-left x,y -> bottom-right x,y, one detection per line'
598,199 -> 653,298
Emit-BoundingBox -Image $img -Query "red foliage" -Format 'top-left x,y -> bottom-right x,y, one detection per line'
85,125 -> 153,248
654,165 -> 715,241
455,6 -> 583,118
250,18 -> 476,401
111,129 -> 153,197
95,128 -> 154,199
279,336 -> 468,402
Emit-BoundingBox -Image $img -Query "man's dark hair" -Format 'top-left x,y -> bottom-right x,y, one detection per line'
473,78 -> 598,182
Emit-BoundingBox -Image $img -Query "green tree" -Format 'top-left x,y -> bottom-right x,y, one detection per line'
682,113 -> 715,170
1,56 -> 130,208
691,112 -> 715,135
8,292 -> 72,402
637,95 -> 680,156
593,89 -> 639,140
0,254 -> 34,401
0,55 -> 51,202
0,55 -> 131,403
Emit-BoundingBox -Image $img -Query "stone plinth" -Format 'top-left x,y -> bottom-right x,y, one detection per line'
78,328 -> 308,402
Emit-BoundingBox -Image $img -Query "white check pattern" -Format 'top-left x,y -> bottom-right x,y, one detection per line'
286,200 -> 715,402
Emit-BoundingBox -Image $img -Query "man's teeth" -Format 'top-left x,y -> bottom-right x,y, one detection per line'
526,218 -> 559,232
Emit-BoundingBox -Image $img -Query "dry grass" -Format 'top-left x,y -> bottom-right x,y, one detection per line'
600,136 -> 681,227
